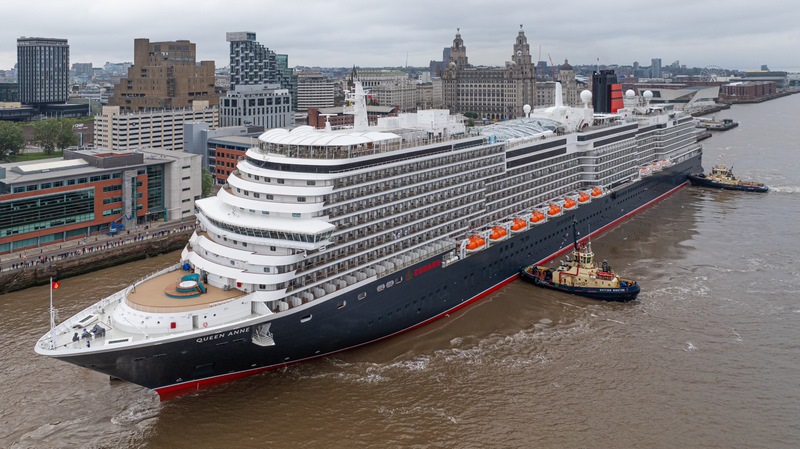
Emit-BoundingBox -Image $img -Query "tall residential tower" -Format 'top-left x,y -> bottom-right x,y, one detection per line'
17,37 -> 69,106
226,32 -> 297,111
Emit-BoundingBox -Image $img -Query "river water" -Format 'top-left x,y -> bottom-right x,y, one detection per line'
2,95 -> 799,449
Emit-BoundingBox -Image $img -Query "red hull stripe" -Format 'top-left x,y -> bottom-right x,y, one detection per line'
155,180 -> 687,400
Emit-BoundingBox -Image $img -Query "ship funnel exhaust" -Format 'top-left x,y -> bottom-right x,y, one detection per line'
592,70 -> 623,113
554,82 -> 563,108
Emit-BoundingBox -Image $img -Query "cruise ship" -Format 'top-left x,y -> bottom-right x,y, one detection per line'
36,72 -> 703,399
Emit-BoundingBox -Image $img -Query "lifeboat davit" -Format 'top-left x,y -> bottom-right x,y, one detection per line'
466,234 -> 486,251
489,225 -> 507,241
510,218 -> 527,232
578,191 -> 591,203
530,210 -> 546,224
564,197 -> 577,210
591,186 -> 603,197
547,203 -> 562,216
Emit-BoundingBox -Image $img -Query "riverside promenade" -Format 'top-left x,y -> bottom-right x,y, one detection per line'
0,219 -> 196,294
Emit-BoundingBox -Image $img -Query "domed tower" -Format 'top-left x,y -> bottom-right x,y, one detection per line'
450,28 -> 469,67
506,25 -> 536,118
557,59 -> 578,106
442,29 -> 467,113
512,25 -> 532,68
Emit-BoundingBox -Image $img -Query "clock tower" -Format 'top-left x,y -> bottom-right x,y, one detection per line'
512,25 -> 532,67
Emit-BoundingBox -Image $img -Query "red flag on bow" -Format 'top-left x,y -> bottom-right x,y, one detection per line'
51,281 -> 60,290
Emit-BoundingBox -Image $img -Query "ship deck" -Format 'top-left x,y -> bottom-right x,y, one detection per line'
126,271 -> 243,313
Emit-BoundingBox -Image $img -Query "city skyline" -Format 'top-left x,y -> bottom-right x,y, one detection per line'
1,0 -> 798,73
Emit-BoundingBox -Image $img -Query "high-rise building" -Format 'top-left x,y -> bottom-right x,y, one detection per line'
94,102 -> 219,151
71,62 -> 93,80
296,72 -> 334,111
17,37 -> 70,106
227,32 -> 275,88
651,58 -> 662,78
108,38 -> 218,112
220,84 -> 292,128
275,54 -> 297,111
226,32 -> 297,111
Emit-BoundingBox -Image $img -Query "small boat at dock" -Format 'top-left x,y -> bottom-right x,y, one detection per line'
695,117 -> 738,130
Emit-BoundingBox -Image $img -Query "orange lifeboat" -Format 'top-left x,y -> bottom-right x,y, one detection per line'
547,203 -> 562,216
591,186 -> 603,197
564,197 -> 577,209
466,234 -> 485,250
510,218 -> 527,231
578,191 -> 590,203
490,226 -> 507,241
530,210 -> 546,223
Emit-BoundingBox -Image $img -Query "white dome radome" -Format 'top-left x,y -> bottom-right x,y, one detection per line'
626,89 -> 636,98
580,90 -> 592,105
523,104 -> 532,115
643,90 -> 653,100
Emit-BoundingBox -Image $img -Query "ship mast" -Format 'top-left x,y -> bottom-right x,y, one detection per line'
49,276 -> 57,350
343,81 -> 369,131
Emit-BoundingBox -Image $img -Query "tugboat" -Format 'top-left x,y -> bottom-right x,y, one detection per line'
520,222 -> 640,301
688,161 -> 768,192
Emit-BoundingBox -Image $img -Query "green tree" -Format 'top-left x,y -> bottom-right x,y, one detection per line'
201,167 -> 214,198
0,121 -> 25,162
56,119 -> 79,150
32,118 -> 78,155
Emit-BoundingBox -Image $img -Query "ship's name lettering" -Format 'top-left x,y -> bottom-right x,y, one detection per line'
413,260 -> 441,277
195,327 -> 251,343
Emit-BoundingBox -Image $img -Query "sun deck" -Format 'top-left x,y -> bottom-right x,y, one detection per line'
126,271 -> 243,313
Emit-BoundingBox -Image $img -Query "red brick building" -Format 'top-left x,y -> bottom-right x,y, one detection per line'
719,81 -> 776,102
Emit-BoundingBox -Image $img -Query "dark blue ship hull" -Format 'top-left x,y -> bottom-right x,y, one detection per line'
56,154 -> 702,398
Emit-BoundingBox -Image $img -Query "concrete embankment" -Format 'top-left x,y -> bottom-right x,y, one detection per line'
0,230 -> 192,295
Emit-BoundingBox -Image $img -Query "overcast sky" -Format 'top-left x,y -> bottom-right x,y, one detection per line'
1,0 -> 798,72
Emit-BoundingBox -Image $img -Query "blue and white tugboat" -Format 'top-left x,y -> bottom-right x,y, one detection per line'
521,223 -> 640,301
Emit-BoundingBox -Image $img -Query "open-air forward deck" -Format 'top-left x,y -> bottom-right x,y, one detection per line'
126,270 -> 243,313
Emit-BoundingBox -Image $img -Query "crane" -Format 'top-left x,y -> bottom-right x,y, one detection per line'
547,54 -> 558,80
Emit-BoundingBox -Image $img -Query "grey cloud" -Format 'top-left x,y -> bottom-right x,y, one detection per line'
2,0 -> 798,71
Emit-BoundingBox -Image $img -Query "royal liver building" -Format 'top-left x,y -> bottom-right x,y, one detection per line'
442,27 -> 576,121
